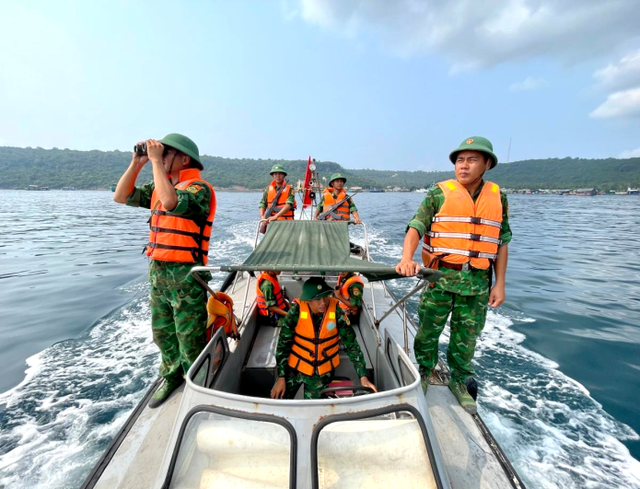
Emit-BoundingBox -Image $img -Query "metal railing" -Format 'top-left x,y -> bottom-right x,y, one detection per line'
374,279 -> 428,354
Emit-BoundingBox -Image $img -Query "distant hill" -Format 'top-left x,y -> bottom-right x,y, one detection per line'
0,146 -> 638,191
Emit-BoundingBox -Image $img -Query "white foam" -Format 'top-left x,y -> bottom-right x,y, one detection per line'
0,279 -> 158,488
436,309 -> 640,488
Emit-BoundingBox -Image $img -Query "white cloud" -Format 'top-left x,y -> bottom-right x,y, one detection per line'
618,147 -> 640,158
509,77 -> 548,92
590,87 -> 640,119
593,50 -> 640,92
291,0 -> 640,71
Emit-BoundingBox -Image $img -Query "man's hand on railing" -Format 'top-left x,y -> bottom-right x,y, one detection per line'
395,259 -> 421,277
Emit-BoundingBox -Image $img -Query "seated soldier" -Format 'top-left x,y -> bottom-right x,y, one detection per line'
270,277 -> 377,399
334,272 -> 364,318
256,271 -> 289,326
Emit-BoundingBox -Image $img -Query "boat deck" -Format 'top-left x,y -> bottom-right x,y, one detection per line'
85,271 -> 523,489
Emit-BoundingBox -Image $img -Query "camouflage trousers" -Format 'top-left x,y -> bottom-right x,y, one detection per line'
150,278 -> 207,382
283,371 -> 333,399
415,284 -> 488,383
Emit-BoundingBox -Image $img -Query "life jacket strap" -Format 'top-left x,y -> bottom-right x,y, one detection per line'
151,209 -> 213,227
293,332 -> 340,346
150,226 -> 211,242
291,341 -> 314,356
432,216 -> 501,228
427,231 -> 501,245
290,348 -> 339,367
422,243 -> 499,260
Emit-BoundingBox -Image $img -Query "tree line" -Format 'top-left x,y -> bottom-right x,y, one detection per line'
0,146 -> 638,191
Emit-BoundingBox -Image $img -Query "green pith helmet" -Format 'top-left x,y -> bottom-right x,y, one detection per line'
449,136 -> 498,169
160,133 -> 203,170
270,164 -> 288,176
329,172 -> 347,185
300,277 -> 334,301
348,282 -> 364,306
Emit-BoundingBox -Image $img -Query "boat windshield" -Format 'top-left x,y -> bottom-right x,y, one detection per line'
165,408 -> 296,489
313,408 -> 439,489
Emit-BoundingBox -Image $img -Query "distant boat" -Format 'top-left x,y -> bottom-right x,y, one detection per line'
61,187 -> 77,191
27,185 -> 49,191
628,188 -> 639,195
370,188 -> 385,193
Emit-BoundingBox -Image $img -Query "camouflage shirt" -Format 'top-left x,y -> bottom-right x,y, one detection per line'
126,180 -> 212,285
275,302 -> 367,378
407,181 -> 512,296
259,184 -> 296,209
259,279 -> 277,309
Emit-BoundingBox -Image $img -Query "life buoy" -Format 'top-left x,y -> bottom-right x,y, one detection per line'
206,292 -> 238,339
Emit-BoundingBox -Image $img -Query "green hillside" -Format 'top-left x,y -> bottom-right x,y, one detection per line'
0,146 -> 638,191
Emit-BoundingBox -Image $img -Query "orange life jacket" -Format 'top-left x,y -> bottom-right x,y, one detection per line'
147,169 -> 217,264
422,179 -> 502,270
256,272 -> 287,316
288,298 -> 341,376
206,292 -> 238,340
337,273 -> 364,315
266,181 -> 295,220
321,188 -> 350,220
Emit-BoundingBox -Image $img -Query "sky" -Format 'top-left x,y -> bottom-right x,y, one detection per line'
1,0 -> 639,171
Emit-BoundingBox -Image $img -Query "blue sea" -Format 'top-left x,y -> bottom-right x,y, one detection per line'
0,189 -> 639,488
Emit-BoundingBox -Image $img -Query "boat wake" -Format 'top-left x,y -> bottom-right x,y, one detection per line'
366,220 -> 640,488
1,219 -> 639,489
460,312 -> 640,489
0,280 -> 158,489
0,243 -> 235,489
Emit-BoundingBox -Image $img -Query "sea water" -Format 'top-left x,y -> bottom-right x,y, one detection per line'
0,190 -> 639,488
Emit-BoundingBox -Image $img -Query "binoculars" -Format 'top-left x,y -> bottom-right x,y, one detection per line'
133,143 -> 147,156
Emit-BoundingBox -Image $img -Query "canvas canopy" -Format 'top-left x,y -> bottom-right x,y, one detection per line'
219,221 -> 441,283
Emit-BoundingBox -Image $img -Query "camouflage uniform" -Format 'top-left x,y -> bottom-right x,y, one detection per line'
275,302 -> 367,399
258,278 -> 282,325
407,181 -> 512,383
127,181 -> 212,383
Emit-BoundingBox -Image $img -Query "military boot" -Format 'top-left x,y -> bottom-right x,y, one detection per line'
420,374 -> 429,394
148,377 -> 184,409
420,369 -> 434,395
449,378 -> 477,414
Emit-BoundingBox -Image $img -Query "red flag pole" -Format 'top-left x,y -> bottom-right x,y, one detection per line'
302,155 -> 313,209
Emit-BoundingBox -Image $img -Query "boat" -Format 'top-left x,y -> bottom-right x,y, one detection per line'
628,188 -> 639,195
82,217 -> 525,489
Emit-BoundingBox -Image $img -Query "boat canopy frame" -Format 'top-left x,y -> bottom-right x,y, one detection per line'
190,220 -> 442,345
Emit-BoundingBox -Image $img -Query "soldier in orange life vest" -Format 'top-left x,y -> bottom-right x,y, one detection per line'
334,272 -> 364,317
114,133 -> 216,408
256,270 -> 290,325
395,136 -> 512,415
259,164 -> 296,225
314,173 -> 361,223
270,277 -> 376,399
